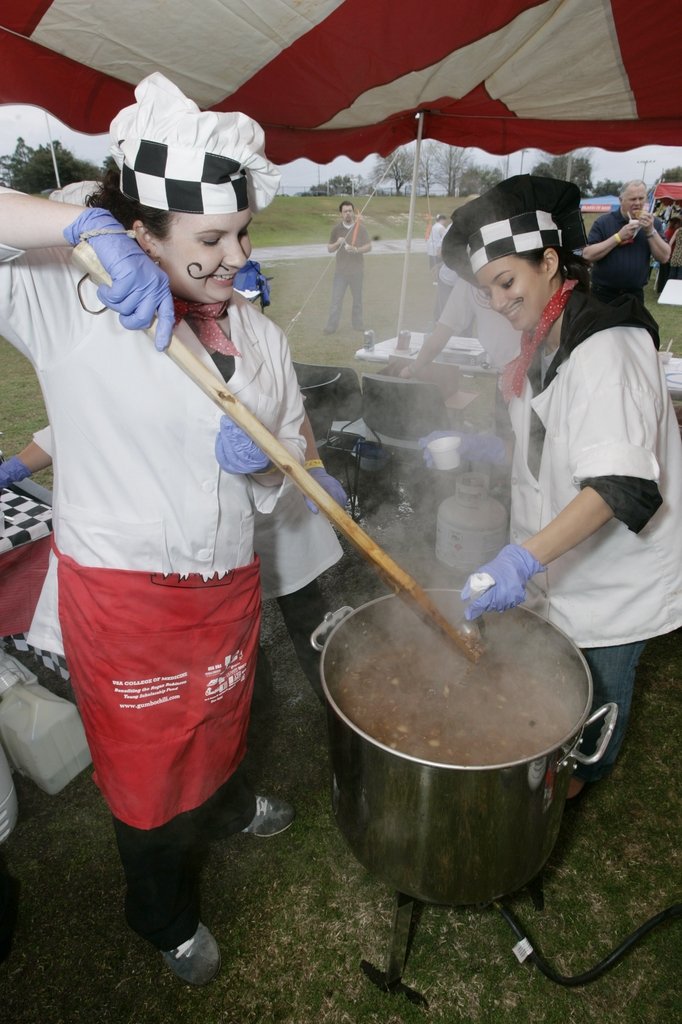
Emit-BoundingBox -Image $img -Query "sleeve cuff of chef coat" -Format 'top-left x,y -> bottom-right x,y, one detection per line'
0,241 -> 24,263
251,442 -> 306,513
572,441 -> 659,484
580,475 -> 663,533
32,426 -> 53,457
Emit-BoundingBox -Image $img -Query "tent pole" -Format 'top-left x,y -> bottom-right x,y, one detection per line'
44,111 -> 61,189
395,111 -> 424,339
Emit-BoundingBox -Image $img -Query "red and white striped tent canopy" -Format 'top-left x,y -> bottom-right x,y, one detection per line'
0,0 -> 680,164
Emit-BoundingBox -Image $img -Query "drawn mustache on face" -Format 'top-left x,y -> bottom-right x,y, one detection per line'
186,262 -> 233,280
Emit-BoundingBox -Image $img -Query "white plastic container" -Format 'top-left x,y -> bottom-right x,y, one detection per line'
436,472 -> 509,582
0,742 -> 17,842
0,650 -> 91,795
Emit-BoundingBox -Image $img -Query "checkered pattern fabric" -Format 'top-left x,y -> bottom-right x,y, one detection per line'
468,210 -> 562,274
121,139 -> 249,214
4,636 -> 70,681
0,490 -> 53,553
0,494 -> 66,679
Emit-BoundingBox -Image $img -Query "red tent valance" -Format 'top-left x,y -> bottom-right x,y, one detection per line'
1,1 -> 681,164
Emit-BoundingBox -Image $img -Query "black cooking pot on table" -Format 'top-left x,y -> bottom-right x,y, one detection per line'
312,590 -> 616,906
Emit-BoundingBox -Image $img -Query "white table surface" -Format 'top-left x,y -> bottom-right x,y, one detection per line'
663,355 -> 682,396
658,280 -> 682,306
355,332 -> 485,364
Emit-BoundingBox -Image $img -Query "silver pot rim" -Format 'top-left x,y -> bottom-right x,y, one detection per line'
320,589 -> 593,772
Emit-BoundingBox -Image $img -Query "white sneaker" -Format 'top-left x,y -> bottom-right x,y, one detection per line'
161,922 -> 220,986
242,795 -> 295,837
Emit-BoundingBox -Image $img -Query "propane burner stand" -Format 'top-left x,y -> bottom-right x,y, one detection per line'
361,874 -> 546,1005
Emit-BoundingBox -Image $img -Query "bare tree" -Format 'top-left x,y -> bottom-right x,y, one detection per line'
418,140 -> 441,195
372,146 -> 414,195
431,144 -> 471,196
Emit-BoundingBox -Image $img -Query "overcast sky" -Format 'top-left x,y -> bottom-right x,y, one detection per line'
2,104 -> 682,193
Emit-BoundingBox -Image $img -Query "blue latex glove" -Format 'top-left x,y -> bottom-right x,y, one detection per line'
215,417 -> 271,474
233,259 -> 271,308
419,430 -> 507,466
461,544 -> 546,620
305,466 -> 348,514
0,455 -> 32,489
63,208 -> 175,351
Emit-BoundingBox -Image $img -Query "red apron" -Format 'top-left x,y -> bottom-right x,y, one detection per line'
56,548 -> 261,829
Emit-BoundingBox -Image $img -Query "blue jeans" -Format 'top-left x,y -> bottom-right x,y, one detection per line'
575,640 -> 647,783
325,272 -> 364,332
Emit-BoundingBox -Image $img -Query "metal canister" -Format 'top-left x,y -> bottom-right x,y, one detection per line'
363,330 -> 375,351
397,330 -> 411,351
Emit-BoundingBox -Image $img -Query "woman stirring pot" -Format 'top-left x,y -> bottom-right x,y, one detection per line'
436,176 -> 682,799
0,73 -> 307,985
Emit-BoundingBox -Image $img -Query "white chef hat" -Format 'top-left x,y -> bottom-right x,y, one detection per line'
109,73 -> 280,215
443,175 -> 586,282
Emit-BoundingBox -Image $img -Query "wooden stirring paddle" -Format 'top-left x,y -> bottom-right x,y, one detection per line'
72,242 -> 482,663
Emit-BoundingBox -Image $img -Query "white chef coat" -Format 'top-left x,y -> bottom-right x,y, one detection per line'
254,479 -> 342,600
438,277 -> 521,369
31,425 -> 343,605
508,324 -> 682,647
0,236 -> 307,650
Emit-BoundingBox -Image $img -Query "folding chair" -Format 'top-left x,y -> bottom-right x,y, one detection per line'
293,360 -> 363,452
339,374 -> 451,517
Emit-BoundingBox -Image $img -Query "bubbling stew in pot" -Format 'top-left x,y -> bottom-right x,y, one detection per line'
327,607 -> 588,766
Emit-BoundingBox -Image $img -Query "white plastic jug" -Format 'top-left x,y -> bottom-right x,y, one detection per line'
0,742 -> 17,842
0,650 -> 91,795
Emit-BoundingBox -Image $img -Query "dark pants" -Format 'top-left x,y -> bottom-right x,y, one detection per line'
591,283 -> 645,306
112,764 -> 255,951
253,580 -> 327,705
276,580 -> 327,702
325,272 -> 364,332
656,261 -> 671,293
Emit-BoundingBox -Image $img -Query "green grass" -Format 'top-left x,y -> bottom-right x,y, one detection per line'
249,195 -> 465,247
1,224 -> 681,1022
1,540 -> 680,1024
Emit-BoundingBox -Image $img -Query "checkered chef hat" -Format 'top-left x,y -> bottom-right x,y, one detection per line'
110,73 -> 280,215
442,175 -> 586,282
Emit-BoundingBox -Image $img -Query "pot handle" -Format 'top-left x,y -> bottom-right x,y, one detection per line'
310,606 -> 356,652
560,702 -> 618,768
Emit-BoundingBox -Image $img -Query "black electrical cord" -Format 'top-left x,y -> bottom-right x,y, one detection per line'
494,899 -> 682,987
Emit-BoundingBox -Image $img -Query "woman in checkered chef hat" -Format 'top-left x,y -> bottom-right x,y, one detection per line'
433,174 -> 682,801
0,73 -> 343,986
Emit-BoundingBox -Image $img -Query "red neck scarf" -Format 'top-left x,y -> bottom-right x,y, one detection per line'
500,279 -> 577,402
173,298 -> 241,357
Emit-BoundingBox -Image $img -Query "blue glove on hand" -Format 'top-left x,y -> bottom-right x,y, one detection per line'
305,466 -> 348,514
215,417 -> 271,474
63,208 -> 175,351
233,259 -> 271,308
0,455 -> 32,489
461,544 -> 546,620
419,430 -> 507,467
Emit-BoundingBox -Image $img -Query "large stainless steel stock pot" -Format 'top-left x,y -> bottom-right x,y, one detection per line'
312,590 -> 616,905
